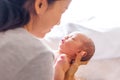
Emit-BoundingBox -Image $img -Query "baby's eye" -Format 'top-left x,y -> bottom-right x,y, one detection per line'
64,36 -> 69,39
71,37 -> 76,40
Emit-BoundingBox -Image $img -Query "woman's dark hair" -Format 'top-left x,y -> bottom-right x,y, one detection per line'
0,0 -> 55,31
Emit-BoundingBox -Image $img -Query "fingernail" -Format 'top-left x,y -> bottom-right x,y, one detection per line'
81,51 -> 86,56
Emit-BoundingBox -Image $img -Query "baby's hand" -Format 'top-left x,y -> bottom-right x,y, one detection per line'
54,54 -> 70,72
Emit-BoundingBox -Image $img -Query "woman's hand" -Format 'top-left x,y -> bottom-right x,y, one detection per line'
64,51 -> 88,80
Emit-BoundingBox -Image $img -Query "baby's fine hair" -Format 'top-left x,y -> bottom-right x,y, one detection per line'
71,31 -> 95,61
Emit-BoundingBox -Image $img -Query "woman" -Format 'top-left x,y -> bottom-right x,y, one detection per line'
0,0 -> 85,80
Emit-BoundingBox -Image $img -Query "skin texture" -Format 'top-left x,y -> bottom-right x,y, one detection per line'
54,51 -> 88,80
0,0 -> 90,80
58,32 -> 95,61
64,51 -> 87,80
54,32 -> 95,80
24,0 -> 82,80
24,0 -> 71,38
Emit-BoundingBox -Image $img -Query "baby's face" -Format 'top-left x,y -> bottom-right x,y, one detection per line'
59,33 -> 83,58
59,32 -> 95,61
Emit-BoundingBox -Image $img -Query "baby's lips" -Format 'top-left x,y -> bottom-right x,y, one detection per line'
61,39 -> 65,43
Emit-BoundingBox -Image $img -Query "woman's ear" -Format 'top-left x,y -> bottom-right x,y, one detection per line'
34,0 -> 48,15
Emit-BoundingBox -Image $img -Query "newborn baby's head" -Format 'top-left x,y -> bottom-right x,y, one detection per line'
76,33 -> 95,61
59,31 -> 95,61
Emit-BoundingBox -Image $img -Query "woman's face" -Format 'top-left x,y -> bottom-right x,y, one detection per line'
59,33 -> 83,58
32,0 -> 71,37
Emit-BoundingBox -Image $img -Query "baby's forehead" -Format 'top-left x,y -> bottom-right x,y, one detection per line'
69,33 -> 86,38
68,32 -> 80,36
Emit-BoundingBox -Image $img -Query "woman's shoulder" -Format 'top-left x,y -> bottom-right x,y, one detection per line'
0,28 -> 54,80
0,27 -> 54,59
0,27 -> 42,46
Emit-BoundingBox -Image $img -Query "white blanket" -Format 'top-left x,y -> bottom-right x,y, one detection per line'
44,23 -> 120,60
44,22 -> 120,79
76,58 -> 120,80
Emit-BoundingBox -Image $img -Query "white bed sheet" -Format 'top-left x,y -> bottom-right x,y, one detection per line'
75,58 -> 120,80
44,23 -> 120,60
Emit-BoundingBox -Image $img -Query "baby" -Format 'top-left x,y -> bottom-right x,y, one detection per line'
54,31 -> 95,80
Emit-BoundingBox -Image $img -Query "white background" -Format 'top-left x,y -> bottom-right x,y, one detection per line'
61,0 -> 120,32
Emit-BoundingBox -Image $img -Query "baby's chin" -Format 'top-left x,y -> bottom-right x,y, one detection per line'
68,54 -> 76,61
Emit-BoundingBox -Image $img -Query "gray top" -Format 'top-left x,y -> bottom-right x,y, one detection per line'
0,28 -> 54,80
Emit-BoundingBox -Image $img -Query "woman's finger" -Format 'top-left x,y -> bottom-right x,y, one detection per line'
74,51 -> 86,65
